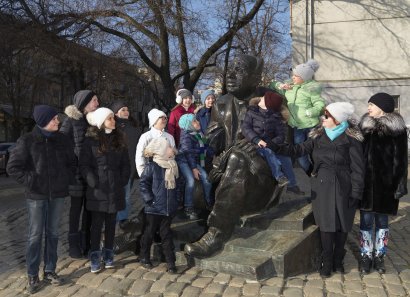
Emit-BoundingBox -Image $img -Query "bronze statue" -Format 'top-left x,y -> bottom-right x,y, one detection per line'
184,54 -> 282,258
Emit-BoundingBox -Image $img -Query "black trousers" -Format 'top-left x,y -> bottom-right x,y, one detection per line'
69,195 -> 91,234
320,231 -> 348,262
140,214 -> 175,265
90,211 -> 117,252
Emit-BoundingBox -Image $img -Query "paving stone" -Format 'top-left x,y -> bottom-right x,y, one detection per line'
68,259 -> 88,269
327,293 -> 346,297
142,293 -> 162,297
56,284 -> 82,297
242,283 -> 261,296
260,285 -> 281,296
383,273 -> 402,285
181,285 -> 202,297
163,282 -> 187,297
344,271 -> 361,281
344,280 -> 363,292
160,272 -> 179,282
325,273 -> 343,283
363,277 -> 383,288
112,268 -> 132,279
111,278 -> 134,296
128,279 -> 153,295
204,282 -> 225,295
325,281 -> 343,294
77,273 -> 109,288
184,267 -> 201,275
343,292 -> 367,297
229,277 -> 245,287
7,277 -> 26,292
222,286 -> 242,297
143,271 -> 163,281
264,277 -> 284,287
200,270 -> 217,278
304,279 -> 324,288
0,277 -> 15,290
150,279 -> 171,292
0,288 -> 24,297
306,272 -> 322,280
385,283 -> 407,296
303,286 -> 324,297
177,273 -> 197,283
365,286 -> 387,297
198,294 -> 220,297
127,268 -> 147,279
286,278 -> 304,288
74,287 -> 106,297
192,277 -> 213,288
213,273 -> 231,284
97,276 -> 121,293
282,287 -> 303,297
362,271 -> 381,279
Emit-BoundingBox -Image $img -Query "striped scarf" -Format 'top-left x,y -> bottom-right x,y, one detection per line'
190,131 -> 207,167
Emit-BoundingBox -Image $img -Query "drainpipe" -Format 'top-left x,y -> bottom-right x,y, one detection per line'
309,0 -> 315,59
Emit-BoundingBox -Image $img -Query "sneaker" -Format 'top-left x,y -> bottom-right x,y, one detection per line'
277,176 -> 289,187
286,186 -> 305,195
185,208 -> 198,220
44,271 -> 63,285
139,258 -> 153,269
27,275 -> 40,294
167,266 -> 177,274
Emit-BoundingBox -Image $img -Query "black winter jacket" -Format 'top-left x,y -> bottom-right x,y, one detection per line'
177,129 -> 214,170
79,128 -> 130,213
139,162 -> 178,216
7,126 -> 76,200
359,113 -> 408,215
241,105 -> 285,145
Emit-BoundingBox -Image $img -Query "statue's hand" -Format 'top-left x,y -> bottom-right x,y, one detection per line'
208,167 -> 223,184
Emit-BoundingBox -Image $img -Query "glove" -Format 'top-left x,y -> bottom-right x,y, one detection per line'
305,109 -> 312,117
208,167 -> 223,184
348,197 -> 360,208
86,172 -> 99,188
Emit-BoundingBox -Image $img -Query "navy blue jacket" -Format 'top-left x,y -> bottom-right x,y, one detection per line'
196,107 -> 212,134
241,106 -> 285,145
177,129 -> 214,170
139,162 -> 178,216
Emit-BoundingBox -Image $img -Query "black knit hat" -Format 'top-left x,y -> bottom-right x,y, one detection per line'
73,90 -> 96,112
109,100 -> 127,114
33,105 -> 58,128
368,92 -> 395,113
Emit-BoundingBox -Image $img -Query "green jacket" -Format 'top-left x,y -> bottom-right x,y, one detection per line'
269,80 -> 326,129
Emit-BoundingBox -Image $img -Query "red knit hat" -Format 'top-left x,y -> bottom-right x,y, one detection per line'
264,92 -> 283,111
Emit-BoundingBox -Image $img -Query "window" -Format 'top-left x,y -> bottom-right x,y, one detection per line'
392,95 -> 400,113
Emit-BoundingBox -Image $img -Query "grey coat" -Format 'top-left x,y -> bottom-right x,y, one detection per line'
276,123 -> 365,232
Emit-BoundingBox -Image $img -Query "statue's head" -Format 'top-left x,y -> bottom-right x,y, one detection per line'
226,54 -> 264,99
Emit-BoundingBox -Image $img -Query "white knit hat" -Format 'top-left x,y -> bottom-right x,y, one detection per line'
86,107 -> 114,129
293,59 -> 320,81
326,102 -> 355,123
144,137 -> 168,158
148,108 -> 167,128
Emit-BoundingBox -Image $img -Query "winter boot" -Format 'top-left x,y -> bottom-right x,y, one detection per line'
102,248 -> 115,269
359,230 -> 373,274
374,228 -> 388,274
320,251 -> 333,278
68,233 -> 83,259
184,227 -> 225,258
333,248 -> 346,273
359,254 -> 372,274
90,250 -> 102,273
27,275 -> 40,294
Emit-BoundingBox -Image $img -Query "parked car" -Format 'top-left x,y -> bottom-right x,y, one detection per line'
0,142 -> 16,176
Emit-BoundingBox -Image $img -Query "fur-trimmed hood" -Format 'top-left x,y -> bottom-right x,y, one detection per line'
359,112 -> 407,137
64,105 -> 84,120
85,126 -> 100,139
309,120 -> 364,142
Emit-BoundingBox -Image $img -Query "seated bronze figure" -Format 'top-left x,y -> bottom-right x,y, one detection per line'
184,54 -> 282,258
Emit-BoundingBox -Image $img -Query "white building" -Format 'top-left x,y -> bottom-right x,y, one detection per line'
291,0 -> 410,124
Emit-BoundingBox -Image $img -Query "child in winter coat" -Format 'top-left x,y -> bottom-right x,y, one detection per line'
358,93 -> 408,274
196,89 -> 216,134
139,137 -> 179,273
241,92 -> 289,187
7,105 -> 76,294
79,107 -> 130,273
177,113 -> 214,220
269,59 -> 325,174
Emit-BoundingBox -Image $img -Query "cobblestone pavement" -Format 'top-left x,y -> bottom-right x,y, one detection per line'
0,172 -> 409,297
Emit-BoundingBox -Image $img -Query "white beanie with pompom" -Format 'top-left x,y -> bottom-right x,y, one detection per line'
86,107 -> 114,129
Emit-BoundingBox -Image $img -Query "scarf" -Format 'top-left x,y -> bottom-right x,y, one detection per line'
325,121 -> 349,141
190,131 -> 207,167
152,155 -> 179,189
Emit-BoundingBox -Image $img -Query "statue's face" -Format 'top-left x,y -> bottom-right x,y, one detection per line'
226,56 -> 259,98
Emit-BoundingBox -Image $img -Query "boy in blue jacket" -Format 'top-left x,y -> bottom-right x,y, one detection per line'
139,137 -> 179,273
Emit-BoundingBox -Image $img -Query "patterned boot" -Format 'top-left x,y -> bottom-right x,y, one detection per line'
359,230 -> 373,274
374,228 -> 388,274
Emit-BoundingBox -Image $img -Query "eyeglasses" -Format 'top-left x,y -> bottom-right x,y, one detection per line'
159,116 -> 167,120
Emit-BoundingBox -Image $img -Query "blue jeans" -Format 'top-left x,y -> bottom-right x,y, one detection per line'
277,155 -> 297,187
178,162 -> 213,208
117,178 -> 131,222
26,198 -> 65,277
360,211 -> 388,231
257,147 -> 285,180
294,127 -> 312,172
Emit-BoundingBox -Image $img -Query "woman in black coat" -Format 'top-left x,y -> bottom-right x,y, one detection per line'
358,93 -> 408,274
269,102 -> 365,278
79,108 -> 130,273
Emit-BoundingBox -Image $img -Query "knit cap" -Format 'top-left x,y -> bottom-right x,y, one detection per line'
325,102 -> 355,123
144,137 -> 169,158
200,90 -> 215,105
176,89 -> 192,104
109,100 -> 127,114
293,59 -> 320,81
86,107 -> 114,129
33,105 -> 58,128
73,90 -> 96,112
368,92 -> 395,113
148,108 -> 167,128
178,113 -> 196,131
264,92 -> 283,112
